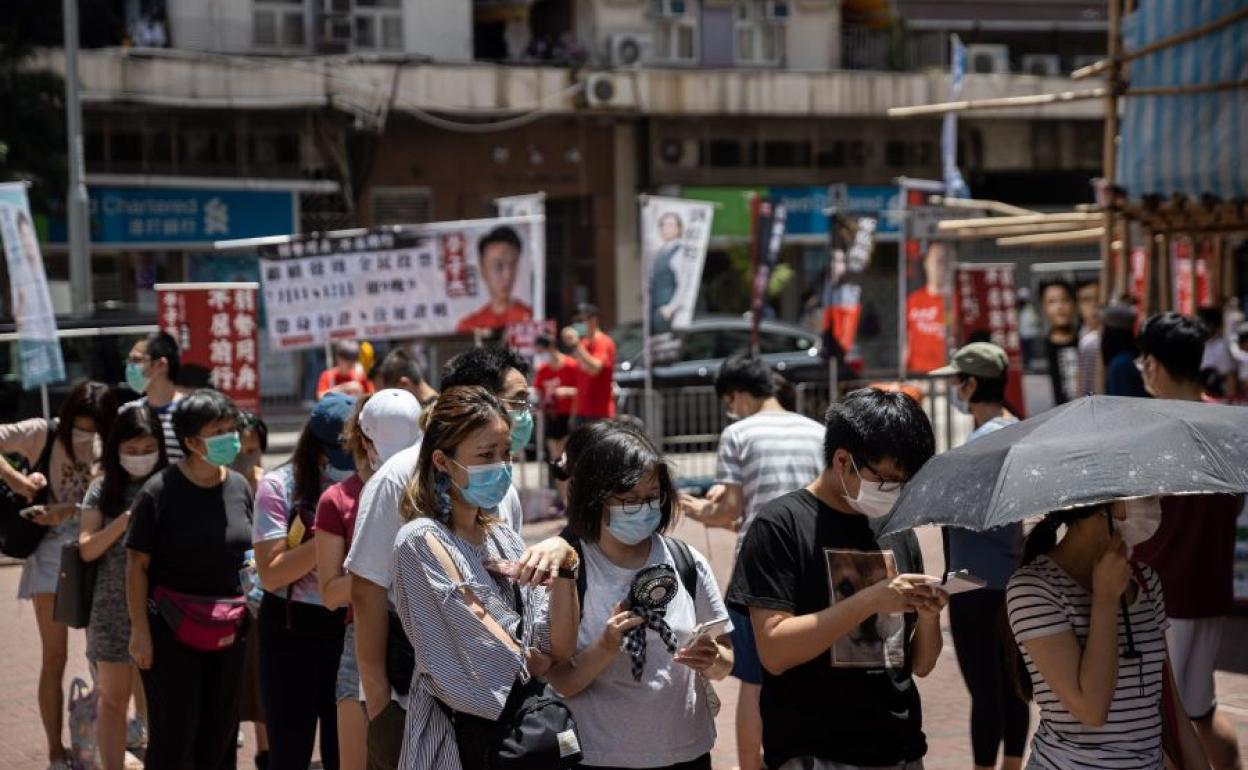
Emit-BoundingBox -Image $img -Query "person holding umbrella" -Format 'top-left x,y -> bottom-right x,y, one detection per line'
1132,312 -> 1243,770
1005,500 -> 1209,769
931,342 -> 1030,770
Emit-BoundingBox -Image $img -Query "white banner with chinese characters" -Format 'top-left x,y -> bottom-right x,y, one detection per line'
257,217 -> 544,351
155,283 -> 261,412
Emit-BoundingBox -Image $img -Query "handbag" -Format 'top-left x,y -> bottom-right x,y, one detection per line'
53,542 -> 97,629
151,585 -> 246,652
0,420 -> 57,558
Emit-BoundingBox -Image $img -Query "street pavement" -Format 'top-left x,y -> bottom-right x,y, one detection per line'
3,516 -> 1246,769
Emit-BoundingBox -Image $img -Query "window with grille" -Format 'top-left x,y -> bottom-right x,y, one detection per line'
254,0 -> 305,50
355,0 -> 403,50
372,187 -> 432,226
733,1 -> 784,66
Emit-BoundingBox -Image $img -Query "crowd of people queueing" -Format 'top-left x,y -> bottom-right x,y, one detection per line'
2,306 -> 1242,770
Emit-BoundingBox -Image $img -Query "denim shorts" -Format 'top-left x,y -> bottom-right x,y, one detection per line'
336,623 -> 362,702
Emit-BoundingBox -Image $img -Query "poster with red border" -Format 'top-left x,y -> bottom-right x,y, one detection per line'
156,282 -> 260,413
953,264 -> 1026,418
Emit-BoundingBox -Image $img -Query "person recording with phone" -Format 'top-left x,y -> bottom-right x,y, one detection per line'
932,343 -> 1030,770
545,422 -> 732,770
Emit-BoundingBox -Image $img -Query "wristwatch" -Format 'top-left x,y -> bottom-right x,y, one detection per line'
555,563 -> 579,581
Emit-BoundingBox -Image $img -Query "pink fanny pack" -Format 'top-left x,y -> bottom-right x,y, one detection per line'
152,586 -> 246,652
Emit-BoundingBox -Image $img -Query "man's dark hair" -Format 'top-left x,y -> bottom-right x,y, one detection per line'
441,346 -> 530,393
1038,279 -> 1075,309
376,348 -> 426,390
772,371 -> 796,412
535,335 -> 553,351
238,411 -> 269,452
714,354 -> 775,399
145,331 -> 181,381
1196,305 -> 1223,335
478,226 -> 523,259
1137,312 -> 1207,385
823,388 -> 934,479
575,302 -> 600,320
1099,325 -> 1139,366
55,380 -> 113,458
172,389 -> 240,453
957,372 -> 1007,405
565,422 -> 677,543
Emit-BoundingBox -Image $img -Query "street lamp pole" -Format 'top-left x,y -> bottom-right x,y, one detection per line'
63,0 -> 92,315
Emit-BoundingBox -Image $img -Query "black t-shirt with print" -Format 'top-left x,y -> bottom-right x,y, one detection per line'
126,465 -> 254,598
726,489 -> 926,769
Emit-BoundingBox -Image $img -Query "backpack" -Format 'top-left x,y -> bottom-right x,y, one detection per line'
558,527 -> 698,608
0,419 -> 59,558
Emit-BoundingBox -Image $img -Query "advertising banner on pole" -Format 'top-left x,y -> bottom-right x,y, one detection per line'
953,263 -> 1026,418
640,196 -> 715,334
257,217 -> 543,351
0,183 -> 66,390
750,198 -> 788,352
156,282 -> 261,412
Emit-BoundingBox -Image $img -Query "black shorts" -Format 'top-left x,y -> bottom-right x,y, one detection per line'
545,414 -> 572,440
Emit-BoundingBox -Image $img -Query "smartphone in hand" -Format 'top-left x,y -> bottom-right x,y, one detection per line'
942,569 -> 988,595
680,617 -> 730,648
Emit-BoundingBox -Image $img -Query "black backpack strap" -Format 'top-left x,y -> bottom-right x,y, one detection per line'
662,535 -> 698,603
558,526 -> 588,609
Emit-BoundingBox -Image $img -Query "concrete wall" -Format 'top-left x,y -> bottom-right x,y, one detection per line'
168,0 -> 255,54
405,0 -> 473,61
785,0 -> 840,71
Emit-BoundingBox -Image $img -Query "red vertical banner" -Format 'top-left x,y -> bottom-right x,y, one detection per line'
953,264 -> 1026,418
1195,239 -> 1214,308
156,282 -> 261,413
1129,246 -> 1148,307
1172,237 -> 1195,315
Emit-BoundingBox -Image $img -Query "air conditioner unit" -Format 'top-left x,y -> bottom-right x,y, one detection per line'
966,44 -> 1009,74
1021,53 -> 1061,76
584,73 -> 638,108
657,137 -> 699,169
608,33 -> 653,67
656,0 -> 687,18
763,1 -> 791,20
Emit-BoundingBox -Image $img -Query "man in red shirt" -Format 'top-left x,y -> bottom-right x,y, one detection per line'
532,334 -> 580,460
564,302 -> 616,423
905,242 -> 949,374
316,340 -> 375,399
1132,312 -> 1242,770
455,225 -> 533,333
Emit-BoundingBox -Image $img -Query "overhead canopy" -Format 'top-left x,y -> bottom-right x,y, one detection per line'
1117,0 -> 1248,200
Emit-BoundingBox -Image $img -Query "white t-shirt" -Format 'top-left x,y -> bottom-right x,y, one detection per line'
345,442 -> 523,595
563,536 -> 730,768
1007,556 -> 1169,770
1201,337 -> 1235,376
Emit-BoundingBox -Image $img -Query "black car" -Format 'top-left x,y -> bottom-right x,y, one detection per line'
610,315 -> 826,390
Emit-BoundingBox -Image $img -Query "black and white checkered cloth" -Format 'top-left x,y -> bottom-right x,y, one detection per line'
620,606 -> 679,681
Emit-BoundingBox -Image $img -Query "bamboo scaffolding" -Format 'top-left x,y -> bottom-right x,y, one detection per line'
937,212 -> 1104,230
887,88 -> 1105,118
954,221 -> 1099,239
997,227 -> 1106,247
1072,5 -> 1248,80
926,195 -> 1038,216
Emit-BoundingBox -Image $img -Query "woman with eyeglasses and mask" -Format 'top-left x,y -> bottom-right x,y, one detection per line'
393,385 -> 578,770
253,394 -> 356,770
1006,500 -> 1208,770
546,422 -> 733,770
79,403 -> 167,770
126,389 -> 254,769
0,379 -> 111,769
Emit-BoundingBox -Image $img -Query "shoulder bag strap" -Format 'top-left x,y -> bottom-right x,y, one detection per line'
661,535 -> 698,602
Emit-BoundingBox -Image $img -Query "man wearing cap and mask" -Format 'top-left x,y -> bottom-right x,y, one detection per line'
346,347 -> 532,770
932,343 -> 1030,770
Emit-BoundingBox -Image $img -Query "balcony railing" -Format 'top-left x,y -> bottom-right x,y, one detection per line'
841,24 -> 947,72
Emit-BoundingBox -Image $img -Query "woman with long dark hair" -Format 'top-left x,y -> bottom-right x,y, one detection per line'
546,421 -> 732,770
0,379 -> 111,768
253,394 -> 355,770
79,403 -> 167,770
1006,502 -> 1209,769
393,386 -> 577,770
1100,302 -> 1148,398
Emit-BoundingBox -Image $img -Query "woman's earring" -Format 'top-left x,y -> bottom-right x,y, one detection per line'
434,471 -> 453,523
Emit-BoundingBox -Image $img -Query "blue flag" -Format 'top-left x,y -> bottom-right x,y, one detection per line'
942,35 -> 971,200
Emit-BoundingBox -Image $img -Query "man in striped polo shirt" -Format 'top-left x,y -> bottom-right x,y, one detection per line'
126,331 -> 184,461
684,353 -> 824,770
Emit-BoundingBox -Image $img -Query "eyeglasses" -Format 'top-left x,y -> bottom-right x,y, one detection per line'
610,495 -> 668,515
855,457 -> 906,493
125,355 -> 147,366
499,394 -> 537,414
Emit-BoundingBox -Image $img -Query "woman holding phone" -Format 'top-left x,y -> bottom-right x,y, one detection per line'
546,422 -> 732,770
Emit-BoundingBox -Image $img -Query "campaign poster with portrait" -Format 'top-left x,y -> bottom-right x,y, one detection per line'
257,216 -> 543,350
0,183 -> 65,389
825,548 -> 905,669
640,196 -> 714,335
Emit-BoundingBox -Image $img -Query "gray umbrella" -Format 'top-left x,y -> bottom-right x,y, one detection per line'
878,395 -> 1248,536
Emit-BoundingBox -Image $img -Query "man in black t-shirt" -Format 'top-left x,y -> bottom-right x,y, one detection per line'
726,388 -> 947,770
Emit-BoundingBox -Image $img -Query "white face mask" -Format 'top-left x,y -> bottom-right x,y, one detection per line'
72,428 -> 96,447
839,455 -> 901,519
1118,497 -> 1163,547
119,452 -> 160,479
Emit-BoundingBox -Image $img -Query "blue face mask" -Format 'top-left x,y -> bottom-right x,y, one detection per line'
452,459 -> 513,510
125,361 -> 149,393
606,500 -> 663,545
572,322 -> 589,338
509,409 -> 534,455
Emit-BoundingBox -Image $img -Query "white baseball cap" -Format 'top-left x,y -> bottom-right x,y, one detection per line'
359,388 -> 423,463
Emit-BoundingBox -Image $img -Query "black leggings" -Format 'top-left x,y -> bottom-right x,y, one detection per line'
258,592 -> 346,770
140,610 -> 249,770
949,589 -> 1031,766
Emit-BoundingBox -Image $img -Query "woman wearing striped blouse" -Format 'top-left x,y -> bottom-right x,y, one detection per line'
392,386 -> 578,770
1005,501 -> 1209,770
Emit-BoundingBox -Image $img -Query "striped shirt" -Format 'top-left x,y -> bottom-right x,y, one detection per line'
716,409 -> 824,540
141,397 -> 184,462
1006,556 -> 1169,770
392,517 -> 551,770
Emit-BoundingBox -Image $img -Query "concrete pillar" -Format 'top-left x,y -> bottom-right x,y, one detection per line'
613,120 -> 642,324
